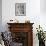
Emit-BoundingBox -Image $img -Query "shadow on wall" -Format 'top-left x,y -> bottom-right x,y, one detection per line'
40,0 -> 46,14
0,0 -> 2,32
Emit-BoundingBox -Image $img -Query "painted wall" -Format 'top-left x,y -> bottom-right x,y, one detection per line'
2,0 -> 46,46
0,0 -> 2,32
2,0 -> 40,31
40,0 -> 46,31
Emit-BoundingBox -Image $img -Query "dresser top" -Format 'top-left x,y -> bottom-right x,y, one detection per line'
7,23 -> 34,25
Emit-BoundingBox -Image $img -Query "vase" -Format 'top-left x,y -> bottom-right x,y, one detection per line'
39,40 -> 45,46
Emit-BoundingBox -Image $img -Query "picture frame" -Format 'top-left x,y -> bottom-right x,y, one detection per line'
15,3 -> 26,16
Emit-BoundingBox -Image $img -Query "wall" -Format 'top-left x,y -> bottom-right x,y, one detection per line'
2,0 -> 46,46
0,0 -> 2,32
2,0 -> 40,30
40,0 -> 46,32
40,0 -> 46,13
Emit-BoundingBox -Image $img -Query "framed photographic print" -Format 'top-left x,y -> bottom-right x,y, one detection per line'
15,3 -> 26,16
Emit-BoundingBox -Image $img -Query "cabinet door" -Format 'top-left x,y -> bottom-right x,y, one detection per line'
11,32 -> 28,46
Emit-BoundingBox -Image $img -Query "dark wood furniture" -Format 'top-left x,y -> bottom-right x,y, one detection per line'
7,23 -> 34,46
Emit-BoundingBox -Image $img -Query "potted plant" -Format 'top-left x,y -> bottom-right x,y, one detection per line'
36,25 -> 45,46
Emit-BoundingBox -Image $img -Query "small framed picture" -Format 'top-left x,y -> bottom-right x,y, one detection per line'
15,3 -> 26,16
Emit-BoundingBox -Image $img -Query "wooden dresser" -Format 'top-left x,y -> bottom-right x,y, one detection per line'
7,23 -> 34,46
